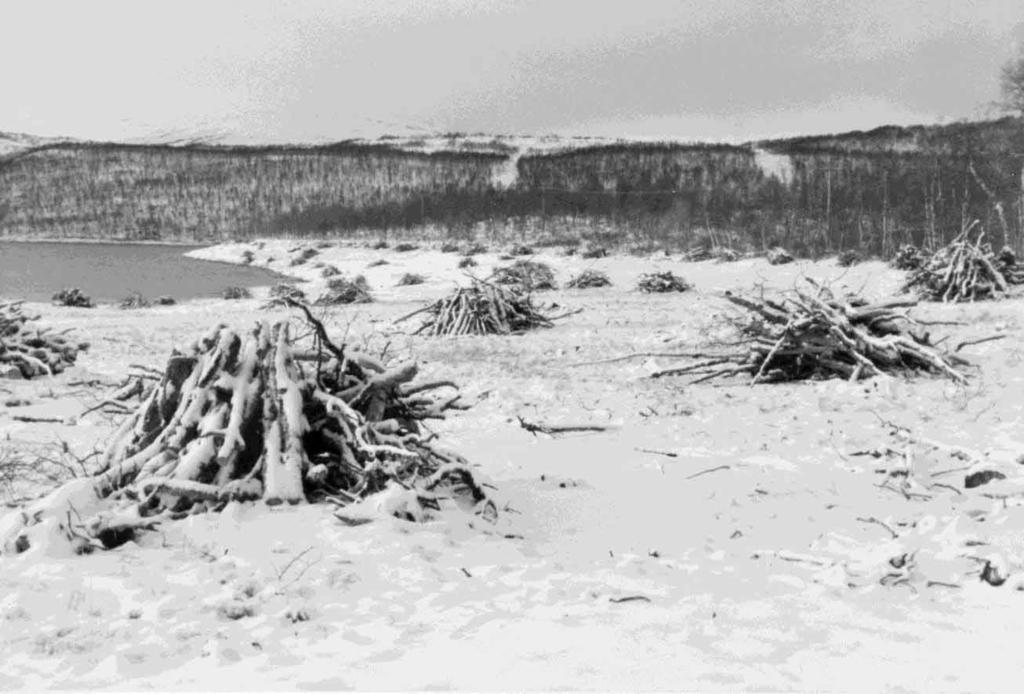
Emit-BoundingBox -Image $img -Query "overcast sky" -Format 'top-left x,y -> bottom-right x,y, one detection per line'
3,0 -> 1023,143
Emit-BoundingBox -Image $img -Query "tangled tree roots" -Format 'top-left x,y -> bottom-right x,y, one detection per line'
637,271 -> 691,293
902,224 -> 1024,302
651,281 -> 968,383
0,311 -> 492,555
398,281 -> 556,336
0,301 -> 88,379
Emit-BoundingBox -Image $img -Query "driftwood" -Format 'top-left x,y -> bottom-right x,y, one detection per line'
516,416 -> 608,436
1,310 -> 491,555
650,281 -> 969,383
0,301 -> 88,378
902,223 -> 1024,302
397,281 -> 557,336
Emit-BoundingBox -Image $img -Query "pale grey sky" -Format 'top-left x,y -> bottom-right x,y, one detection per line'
2,0 -> 1023,143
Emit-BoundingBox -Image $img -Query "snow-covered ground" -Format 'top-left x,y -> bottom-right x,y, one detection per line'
2,241 -> 1024,690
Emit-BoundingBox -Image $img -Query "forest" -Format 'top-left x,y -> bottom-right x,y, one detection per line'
1,117 -> 1022,255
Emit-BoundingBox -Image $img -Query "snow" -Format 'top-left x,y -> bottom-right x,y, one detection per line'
2,241 -> 1024,689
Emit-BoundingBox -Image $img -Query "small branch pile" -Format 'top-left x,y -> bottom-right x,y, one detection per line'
264,283 -> 307,307
767,247 -> 794,265
651,282 -> 968,383
492,260 -> 557,291
1,309 -> 492,554
903,225 -> 1024,302
398,281 -> 554,336
836,250 -> 862,267
315,276 -> 372,305
397,273 -> 426,287
567,269 -> 611,289
892,245 -> 926,271
0,301 -> 88,379
52,288 -> 94,308
637,271 -> 691,293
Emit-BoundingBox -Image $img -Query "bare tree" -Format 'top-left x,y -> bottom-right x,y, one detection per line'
1001,53 -> 1024,114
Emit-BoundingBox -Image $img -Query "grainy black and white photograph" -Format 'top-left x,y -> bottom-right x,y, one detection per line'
2,0 -> 1024,691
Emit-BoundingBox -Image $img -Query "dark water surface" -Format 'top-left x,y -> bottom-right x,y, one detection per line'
0,241 -> 283,302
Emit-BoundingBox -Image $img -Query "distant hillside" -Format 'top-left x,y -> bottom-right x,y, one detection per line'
1,118 -> 1022,255
0,131 -> 70,157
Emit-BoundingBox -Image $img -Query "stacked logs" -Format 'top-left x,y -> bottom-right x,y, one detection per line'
902,225 -> 1024,302
651,282 -> 968,384
0,301 -> 88,378
398,281 -> 554,336
1,311 -> 491,554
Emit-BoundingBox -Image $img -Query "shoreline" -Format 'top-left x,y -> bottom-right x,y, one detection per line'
0,236 -> 209,248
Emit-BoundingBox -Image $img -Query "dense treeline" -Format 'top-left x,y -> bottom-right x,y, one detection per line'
1,119 -> 1022,255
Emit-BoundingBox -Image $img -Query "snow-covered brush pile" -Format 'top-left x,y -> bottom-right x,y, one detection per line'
52,288 -> 94,308
0,311 -> 492,556
902,225 -> 1024,302
492,260 -> 557,291
398,280 -> 557,337
837,250 -> 863,267
767,247 -> 794,265
0,301 -> 88,379
264,283 -> 307,307
567,269 -> 611,289
892,244 -> 927,271
650,281 -> 969,384
315,276 -> 372,305
636,271 -> 691,293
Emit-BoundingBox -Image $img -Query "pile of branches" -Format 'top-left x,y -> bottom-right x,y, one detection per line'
52,288 -> 94,308
222,286 -> 252,300
681,246 -> 711,262
837,250 -> 862,267
0,306 -> 494,555
567,269 -> 611,289
315,276 -> 372,305
767,247 -> 794,265
651,281 -> 968,384
265,283 -> 307,307
902,225 -> 1024,302
492,260 -> 557,291
0,301 -> 88,379
892,245 -> 926,271
119,293 -> 176,310
637,271 -> 691,293
397,273 -> 426,287
398,280 -> 555,336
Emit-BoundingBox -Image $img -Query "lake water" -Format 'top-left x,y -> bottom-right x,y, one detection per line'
0,241 -> 284,303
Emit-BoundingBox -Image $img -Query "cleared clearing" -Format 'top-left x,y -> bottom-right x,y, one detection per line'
1,242 -> 1023,690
